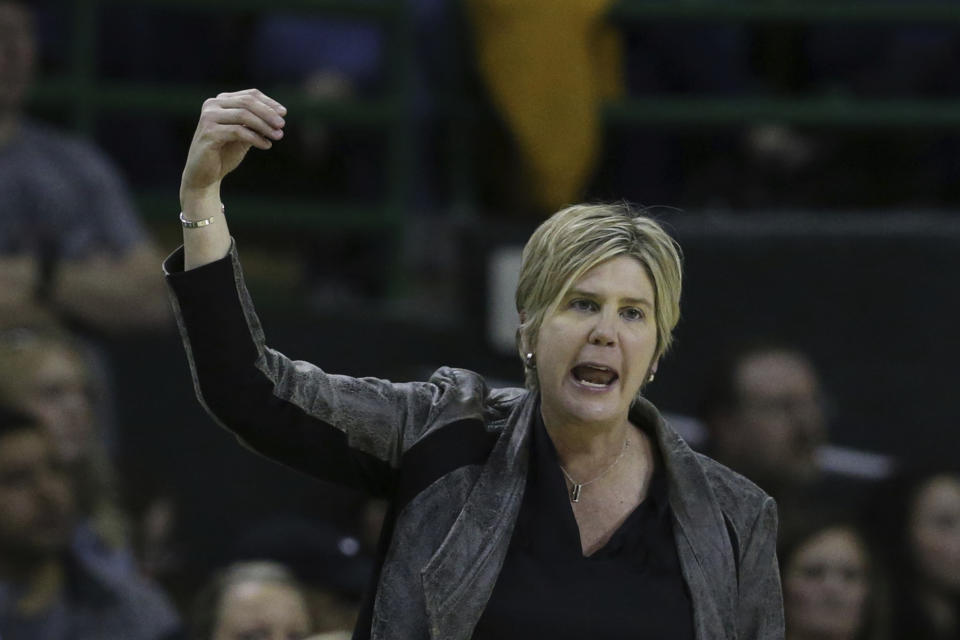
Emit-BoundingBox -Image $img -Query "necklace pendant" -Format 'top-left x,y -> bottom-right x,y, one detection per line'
570,483 -> 583,502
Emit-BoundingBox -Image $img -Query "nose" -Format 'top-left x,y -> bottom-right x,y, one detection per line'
788,396 -> 827,442
588,311 -> 616,346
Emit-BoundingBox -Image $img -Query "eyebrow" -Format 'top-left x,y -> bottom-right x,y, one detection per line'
566,288 -> 654,309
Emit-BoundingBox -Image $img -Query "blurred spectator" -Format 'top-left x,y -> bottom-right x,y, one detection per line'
872,466 -> 960,640
0,325 -> 131,576
0,406 -> 181,640
191,561 -> 312,640
780,515 -> 889,640
698,343 -> 827,496
695,342 -> 888,531
230,517 -> 373,636
0,0 -> 169,334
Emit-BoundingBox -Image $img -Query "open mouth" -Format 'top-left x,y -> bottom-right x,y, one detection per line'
571,364 -> 619,388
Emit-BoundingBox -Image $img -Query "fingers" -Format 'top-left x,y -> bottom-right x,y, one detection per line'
225,87 -> 287,116
198,88 -> 287,144
214,108 -> 283,141
218,124 -> 274,150
215,89 -> 286,125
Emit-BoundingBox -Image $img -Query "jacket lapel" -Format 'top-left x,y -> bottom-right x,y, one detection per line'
419,394 -> 738,640
420,391 -> 536,640
637,399 -> 739,640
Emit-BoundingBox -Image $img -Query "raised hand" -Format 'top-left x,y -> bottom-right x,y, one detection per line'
180,89 -> 286,204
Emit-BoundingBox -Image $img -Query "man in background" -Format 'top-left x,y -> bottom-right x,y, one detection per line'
0,0 -> 169,332
0,406 -> 182,640
696,343 -> 890,531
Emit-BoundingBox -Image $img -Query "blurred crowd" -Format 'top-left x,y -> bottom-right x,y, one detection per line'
3,1 -> 960,639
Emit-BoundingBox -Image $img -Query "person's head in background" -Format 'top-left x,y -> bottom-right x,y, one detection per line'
0,326 -> 126,549
698,342 -> 828,498
779,514 -> 886,640
877,465 -> 960,640
230,517 -> 373,635
192,561 -> 313,640
0,405 -> 75,580
0,0 -> 35,137
0,326 -> 95,465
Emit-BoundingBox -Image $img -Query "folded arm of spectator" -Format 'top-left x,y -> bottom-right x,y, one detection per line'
52,243 -> 171,332
0,244 -> 171,333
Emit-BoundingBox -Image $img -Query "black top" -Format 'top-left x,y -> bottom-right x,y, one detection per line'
472,411 -> 695,640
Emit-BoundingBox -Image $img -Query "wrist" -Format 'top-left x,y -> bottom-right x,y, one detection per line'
179,183 -> 221,213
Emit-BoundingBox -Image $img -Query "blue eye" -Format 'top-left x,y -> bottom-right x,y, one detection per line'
621,307 -> 645,321
571,299 -> 597,312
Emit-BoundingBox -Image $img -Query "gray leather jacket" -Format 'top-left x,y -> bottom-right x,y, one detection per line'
165,244 -> 784,640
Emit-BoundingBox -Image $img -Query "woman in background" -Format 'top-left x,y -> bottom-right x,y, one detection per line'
779,515 -> 888,640
879,468 -> 960,640
192,561 -> 312,640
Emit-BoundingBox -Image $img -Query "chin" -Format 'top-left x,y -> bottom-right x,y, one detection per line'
559,397 -> 628,427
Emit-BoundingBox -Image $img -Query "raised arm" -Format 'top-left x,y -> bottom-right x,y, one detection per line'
166,91 -> 492,495
178,89 -> 287,270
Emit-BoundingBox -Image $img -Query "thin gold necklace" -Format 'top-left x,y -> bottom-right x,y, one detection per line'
557,436 -> 629,503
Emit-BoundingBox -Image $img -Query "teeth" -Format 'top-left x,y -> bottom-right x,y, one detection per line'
572,363 -> 617,387
580,380 -> 609,388
575,377 -> 612,388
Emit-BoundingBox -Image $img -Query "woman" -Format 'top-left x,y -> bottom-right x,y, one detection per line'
166,88 -> 783,639
878,468 -> 960,640
779,516 -> 888,640
192,561 -> 313,640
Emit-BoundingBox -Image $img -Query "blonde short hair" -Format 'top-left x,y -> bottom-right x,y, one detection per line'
515,203 -> 683,389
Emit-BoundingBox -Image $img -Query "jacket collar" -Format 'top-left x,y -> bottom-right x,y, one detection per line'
420,391 -> 738,640
420,389 -> 536,640
633,397 -> 739,640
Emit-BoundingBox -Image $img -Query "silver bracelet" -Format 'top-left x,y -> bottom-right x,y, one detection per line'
179,203 -> 224,229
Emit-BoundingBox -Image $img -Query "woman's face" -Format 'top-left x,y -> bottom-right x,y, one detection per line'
213,579 -> 311,640
910,474 -> 960,594
784,527 -> 869,640
535,256 -> 658,431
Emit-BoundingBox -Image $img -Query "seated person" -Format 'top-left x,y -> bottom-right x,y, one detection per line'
696,342 -> 887,531
191,561 -> 312,640
0,324 -> 131,578
0,0 -> 169,334
0,406 -> 182,640
779,514 -> 889,640
873,465 -> 960,640
230,516 -> 374,636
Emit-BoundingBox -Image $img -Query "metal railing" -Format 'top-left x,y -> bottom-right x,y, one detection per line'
27,1 -> 960,228
30,0 -> 414,232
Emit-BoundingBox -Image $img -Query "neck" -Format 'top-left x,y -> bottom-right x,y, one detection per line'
543,408 -> 629,455
541,407 -> 640,485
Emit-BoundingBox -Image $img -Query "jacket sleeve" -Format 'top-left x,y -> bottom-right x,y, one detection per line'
737,496 -> 785,639
163,243 -> 484,497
